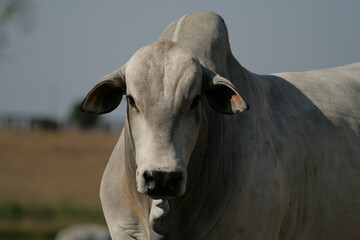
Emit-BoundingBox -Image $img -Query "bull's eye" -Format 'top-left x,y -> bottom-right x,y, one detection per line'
127,95 -> 138,110
190,95 -> 201,110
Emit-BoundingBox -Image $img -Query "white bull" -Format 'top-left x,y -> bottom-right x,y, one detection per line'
81,11 -> 360,240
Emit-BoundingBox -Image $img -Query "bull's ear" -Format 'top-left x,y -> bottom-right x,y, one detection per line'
203,67 -> 248,114
80,66 -> 126,114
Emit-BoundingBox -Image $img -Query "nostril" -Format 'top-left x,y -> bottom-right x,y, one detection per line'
143,171 -> 155,182
165,172 -> 183,190
143,171 -> 157,190
168,172 -> 182,182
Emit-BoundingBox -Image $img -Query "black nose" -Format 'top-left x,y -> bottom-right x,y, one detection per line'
143,171 -> 183,197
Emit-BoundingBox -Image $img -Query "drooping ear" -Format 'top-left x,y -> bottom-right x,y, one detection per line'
80,66 -> 126,114
203,67 -> 248,114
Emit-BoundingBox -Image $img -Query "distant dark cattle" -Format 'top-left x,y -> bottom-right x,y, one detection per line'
31,118 -> 59,131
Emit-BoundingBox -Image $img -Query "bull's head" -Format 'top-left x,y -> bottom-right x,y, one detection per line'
81,41 -> 248,199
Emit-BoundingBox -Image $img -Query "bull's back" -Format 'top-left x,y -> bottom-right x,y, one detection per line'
274,62 -> 360,134
270,63 -> 360,239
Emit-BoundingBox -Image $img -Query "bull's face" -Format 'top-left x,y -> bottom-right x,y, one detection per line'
81,40 -> 248,199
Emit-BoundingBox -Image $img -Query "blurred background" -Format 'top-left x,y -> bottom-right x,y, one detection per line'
0,1 -> 359,239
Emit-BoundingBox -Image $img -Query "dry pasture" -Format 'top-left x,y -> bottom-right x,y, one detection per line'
0,130 -> 119,205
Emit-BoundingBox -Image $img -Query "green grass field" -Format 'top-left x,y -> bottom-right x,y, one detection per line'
0,130 -> 120,240
0,202 -> 105,240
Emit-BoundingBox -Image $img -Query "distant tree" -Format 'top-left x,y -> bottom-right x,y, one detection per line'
69,100 -> 101,129
0,0 -> 33,55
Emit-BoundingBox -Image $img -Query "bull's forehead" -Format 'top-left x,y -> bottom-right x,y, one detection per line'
125,41 -> 202,116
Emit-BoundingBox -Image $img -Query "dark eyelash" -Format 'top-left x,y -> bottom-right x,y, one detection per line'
190,96 -> 201,110
127,95 -> 138,109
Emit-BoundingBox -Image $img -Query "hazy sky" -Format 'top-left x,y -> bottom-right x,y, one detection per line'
1,1 -> 359,122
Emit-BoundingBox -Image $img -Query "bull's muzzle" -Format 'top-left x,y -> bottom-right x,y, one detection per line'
143,171 -> 184,199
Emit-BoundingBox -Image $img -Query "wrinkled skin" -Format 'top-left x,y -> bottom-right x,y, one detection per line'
81,11 -> 360,240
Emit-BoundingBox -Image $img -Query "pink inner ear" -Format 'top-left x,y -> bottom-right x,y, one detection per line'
230,94 -> 248,113
230,94 -> 241,106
